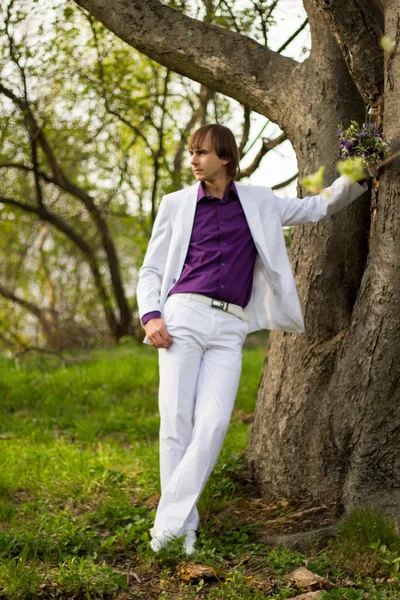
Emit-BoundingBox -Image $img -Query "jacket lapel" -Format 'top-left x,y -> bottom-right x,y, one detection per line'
235,184 -> 272,265
179,183 -> 198,266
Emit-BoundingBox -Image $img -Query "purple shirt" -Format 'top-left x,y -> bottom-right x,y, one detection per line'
142,181 -> 258,325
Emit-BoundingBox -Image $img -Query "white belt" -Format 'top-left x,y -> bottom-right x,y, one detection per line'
177,293 -> 249,323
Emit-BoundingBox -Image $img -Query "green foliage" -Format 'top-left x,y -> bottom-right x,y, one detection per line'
0,344 -> 265,596
336,508 -> 400,550
0,559 -> 41,600
371,541 -> 400,579
380,36 -> 396,53
337,157 -> 366,181
206,570 -> 277,599
263,546 -> 305,573
0,345 -> 399,598
320,589 -> 387,600
50,557 -> 127,595
300,165 -> 325,193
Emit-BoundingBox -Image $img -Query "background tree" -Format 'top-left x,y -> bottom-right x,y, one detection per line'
72,0 -> 400,516
0,0 -> 289,352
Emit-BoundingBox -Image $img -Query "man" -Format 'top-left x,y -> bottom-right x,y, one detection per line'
136,124 -> 367,555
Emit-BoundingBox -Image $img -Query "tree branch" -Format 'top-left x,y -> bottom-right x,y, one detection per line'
272,172 -> 298,190
0,281 -> 46,321
73,0 -> 298,123
237,132 -> 286,179
238,106 -> 251,156
277,17 -> 308,54
0,195 -> 117,334
151,69 -> 171,222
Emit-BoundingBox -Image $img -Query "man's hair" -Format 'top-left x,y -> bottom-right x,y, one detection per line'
188,124 -> 240,180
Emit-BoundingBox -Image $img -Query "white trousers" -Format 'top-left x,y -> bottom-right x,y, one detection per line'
153,294 -> 248,537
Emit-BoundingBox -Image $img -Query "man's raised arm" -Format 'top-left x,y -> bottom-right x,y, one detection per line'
276,175 -> 368,227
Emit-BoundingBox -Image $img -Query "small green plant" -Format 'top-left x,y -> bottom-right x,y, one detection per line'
206,569 -> 272,600
51,556 -> 127,595
336,508 -> 399,549
320,589 -> 387,600
371,541 -> 400,579
0,559 -> 42,599
265,545 -> 305,573
0,500 -> 14,523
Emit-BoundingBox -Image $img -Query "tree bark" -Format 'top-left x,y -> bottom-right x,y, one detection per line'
315,0 -> 384,103
248,2 -> 400,517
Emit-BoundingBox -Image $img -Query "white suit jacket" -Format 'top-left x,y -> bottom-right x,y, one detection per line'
137,176 -> 366,341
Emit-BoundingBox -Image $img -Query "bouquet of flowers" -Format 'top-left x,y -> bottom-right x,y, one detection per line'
338,111 -> 390,177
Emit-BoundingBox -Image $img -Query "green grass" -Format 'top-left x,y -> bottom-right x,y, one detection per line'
0,339 -> 399,599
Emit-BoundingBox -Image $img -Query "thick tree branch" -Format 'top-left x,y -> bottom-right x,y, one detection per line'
314,0 -> 383,103
73,0 -> 298,123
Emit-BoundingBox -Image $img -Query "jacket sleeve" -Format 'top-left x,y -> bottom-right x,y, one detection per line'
136,196 -> 172,323
276,176 -> 368,227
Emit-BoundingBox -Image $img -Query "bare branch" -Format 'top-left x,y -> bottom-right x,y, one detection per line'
237,132 -> 286,179
272,172 -> 298,190
151,69 -> 171,222
0,281 -> 47,321
217,0 -> 241,33
277,17 -> 308,54
238,106 -> 251,156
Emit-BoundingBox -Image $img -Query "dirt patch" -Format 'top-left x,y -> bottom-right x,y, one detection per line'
212,497 -> 338,535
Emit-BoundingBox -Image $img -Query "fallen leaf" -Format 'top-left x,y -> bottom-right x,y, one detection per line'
176,562 -> 218,582
286,592 -> 323,600
286,567 -> 329,590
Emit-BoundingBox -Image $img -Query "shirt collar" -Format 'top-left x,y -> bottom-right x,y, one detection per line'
197,180 -> 238,203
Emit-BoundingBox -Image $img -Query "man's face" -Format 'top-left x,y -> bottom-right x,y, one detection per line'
189,134 -> 230,182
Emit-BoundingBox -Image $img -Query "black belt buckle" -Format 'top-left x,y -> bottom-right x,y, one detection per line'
211,298 -> 228,311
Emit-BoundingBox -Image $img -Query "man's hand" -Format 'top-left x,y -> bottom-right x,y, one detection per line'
144,318 -> 173,349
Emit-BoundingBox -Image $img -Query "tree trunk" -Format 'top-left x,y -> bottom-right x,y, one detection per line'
248,4 -> 400,517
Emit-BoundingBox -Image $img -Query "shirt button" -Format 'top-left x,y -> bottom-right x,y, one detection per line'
222,263 -> 225,266
220,221 -> 224,225
221,285 -> 224,289
222,243 -> 226,246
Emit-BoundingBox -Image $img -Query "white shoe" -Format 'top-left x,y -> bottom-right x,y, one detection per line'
183,529 -> 197,555
149,528 -> 174,552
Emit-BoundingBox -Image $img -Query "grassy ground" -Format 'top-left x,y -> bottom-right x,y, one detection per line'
0,339 -> 399,599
